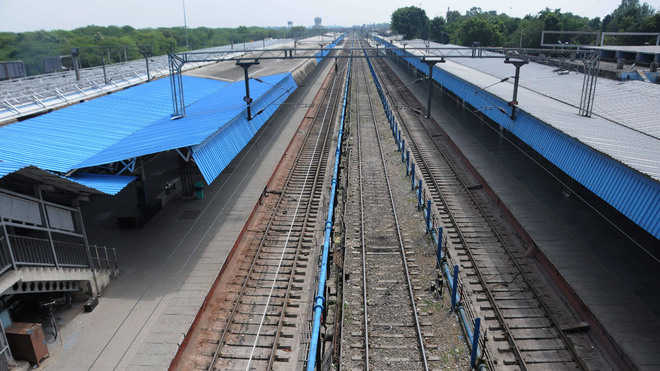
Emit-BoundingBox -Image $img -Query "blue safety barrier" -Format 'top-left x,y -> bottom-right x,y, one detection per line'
451,265 -> 459,310
306,49 -> 351,371
470,318 -> 482,368
411,163 -> 415,190
361,42 -> 486,370
406,150 -> 410,175
426,200 -> 432,232
436,226 -> 443,266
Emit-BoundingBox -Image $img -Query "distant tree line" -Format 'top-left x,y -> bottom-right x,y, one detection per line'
0,25 -> 314,76
390,0 -> 660,47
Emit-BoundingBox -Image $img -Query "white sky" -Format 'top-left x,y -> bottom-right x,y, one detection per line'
1,0 -> 659,32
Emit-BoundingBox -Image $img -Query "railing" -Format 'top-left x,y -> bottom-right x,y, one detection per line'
0,188 -> 118,301
0,320 -> 11,371
90,245 -> 119,271
0,234 -> 117,272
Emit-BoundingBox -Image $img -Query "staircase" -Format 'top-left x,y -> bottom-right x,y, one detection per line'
0,188 -> 118,296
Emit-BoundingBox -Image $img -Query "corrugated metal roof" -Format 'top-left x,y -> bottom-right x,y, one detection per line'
1,68 -> 299,195
193,73 -> 298,184
0,160 -> 134,195
378,37 -> 660,181
76,73 -> 291,168
0,160 -> 27,178
0,76 -> 229,172
400,39 -> 660,140
376,36 -> 660,239
66,172 -> 136,195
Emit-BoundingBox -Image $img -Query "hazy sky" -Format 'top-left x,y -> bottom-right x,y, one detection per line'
1,0 -> 659,32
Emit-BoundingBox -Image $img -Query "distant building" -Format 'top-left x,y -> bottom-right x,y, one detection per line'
314,17 -> 322,27
287,21 -> 293,28
43,56 -> 64,74
0,61 -> 26,80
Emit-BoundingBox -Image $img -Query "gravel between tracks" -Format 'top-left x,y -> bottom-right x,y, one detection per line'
338,55 -> 470,370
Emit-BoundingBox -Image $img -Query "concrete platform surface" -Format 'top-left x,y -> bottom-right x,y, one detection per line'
38,59 -> 333,371
387,58 -> 660,370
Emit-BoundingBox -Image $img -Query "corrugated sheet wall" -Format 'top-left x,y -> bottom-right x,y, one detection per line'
376,36 -> 660,239
192,73 -> 298,184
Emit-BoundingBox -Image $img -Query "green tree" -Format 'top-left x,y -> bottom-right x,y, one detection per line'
0,25 -> 302,76
446,10 -> 462,24
429,17 -> 449,43
607,0 -> 656,31
641,13 -> 660,31
456,16 -> 504,46
290,26 -> 306,38
391,6 -> 429,39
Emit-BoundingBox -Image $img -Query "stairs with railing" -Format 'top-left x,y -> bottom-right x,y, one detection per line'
0,188 -> 118,296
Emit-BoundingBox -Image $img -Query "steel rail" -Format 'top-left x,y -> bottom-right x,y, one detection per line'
371,54 -> 527,369
354,48 -> 370,371
358,42 -> 429,371
372,55 -> 588,370
261,49 -> 347,371
248,60 -> 337,370
383,50 -> 588,368
205,59 -> 342,371
337,37 -> 356,371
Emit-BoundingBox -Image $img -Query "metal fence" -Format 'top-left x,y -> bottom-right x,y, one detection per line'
0,189 -> 118,276
0,320 -> 10,371
0,233 -> 116,273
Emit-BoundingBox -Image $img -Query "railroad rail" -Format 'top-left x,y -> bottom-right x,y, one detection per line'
339,40 -> 430,370
368,44 -> 588,369
171,48 -> 347,370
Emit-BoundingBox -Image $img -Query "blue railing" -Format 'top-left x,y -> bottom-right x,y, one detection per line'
306,49 -> 351,371
362,44 -> 487,370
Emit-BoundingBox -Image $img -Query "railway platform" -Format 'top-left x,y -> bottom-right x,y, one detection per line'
38,55 -> 335,371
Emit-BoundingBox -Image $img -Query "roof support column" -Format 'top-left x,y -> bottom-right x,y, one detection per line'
36,186 -> 59,269
73,201 -> 100,298
1,223 -> 17,272
422,58 -> 445,119
504,58 -> 528,120
236,59 -> 260,121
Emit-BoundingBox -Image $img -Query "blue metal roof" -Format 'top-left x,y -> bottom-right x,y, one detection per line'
66,172 -> 136,195
0,160 -> 135,195
193,73 -> 298,184
77,73 -> 291,168
0,160 -> 27,178
0,76 -> 229,172
376,36 -> 660,239
0,69 -> 300,194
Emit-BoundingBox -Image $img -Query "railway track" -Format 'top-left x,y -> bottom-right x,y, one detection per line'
369,50 -> 588,370
172,52 -> 347,370
339,45 -> 431,371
